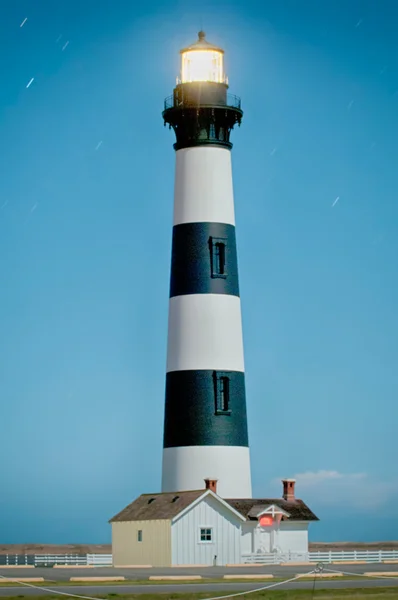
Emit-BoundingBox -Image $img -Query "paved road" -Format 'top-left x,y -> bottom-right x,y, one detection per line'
1,563 -> 398,580
0,579 -> 398,597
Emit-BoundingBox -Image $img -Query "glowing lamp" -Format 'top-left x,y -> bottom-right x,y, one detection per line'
259,515 -> 273,527
180,31 -> 225,83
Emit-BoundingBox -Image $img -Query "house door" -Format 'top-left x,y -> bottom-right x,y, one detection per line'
257,526 -> 271,553
256,524 -> 279,553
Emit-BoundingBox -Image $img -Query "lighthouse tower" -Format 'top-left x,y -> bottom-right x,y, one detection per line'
161,31 -> 252,499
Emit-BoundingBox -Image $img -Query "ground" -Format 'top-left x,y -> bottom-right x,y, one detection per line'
0,588 -> 398,600
2,563 -> 398,579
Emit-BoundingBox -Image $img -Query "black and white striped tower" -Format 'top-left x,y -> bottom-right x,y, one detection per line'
161,31 -> 252,499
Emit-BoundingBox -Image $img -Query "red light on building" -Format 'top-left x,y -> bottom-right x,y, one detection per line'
259,515 -> 273,527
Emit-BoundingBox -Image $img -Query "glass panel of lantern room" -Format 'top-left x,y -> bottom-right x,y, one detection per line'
217,53 -> 224,82
181,51 -> 223,83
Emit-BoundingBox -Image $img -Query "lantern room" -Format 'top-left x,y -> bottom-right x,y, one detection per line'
179,31 -> 227,84
163,30 -> 243,150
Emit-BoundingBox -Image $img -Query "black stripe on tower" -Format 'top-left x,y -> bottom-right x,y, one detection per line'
163,370 -> 249,448
170,222 -> 239,298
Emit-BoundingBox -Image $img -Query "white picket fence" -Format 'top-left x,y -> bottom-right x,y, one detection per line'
242,550 -> 398,564
87,554 -> 113,566
2,550 -> 398,567
0,554 -> 113,567
310,550 -> 398,563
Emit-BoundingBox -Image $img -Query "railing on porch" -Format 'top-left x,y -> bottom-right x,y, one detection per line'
243,552 -> 309,564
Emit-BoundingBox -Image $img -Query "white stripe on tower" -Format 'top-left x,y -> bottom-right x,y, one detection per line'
173,147 -> 236,226
161,31 -> 252,499
167,293 -> 244,372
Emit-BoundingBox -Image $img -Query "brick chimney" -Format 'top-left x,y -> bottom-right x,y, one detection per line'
282,478 -> 296,501
204,478 -> 218,494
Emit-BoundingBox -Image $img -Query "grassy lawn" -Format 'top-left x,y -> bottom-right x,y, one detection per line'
0,588 -> 397,600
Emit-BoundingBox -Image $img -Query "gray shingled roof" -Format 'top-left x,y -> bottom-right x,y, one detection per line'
109,490 -> 204,523
225,498 -> 319,522
110,491 -> 318,524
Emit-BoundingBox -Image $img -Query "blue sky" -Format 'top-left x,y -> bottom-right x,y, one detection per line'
0,0 -> 397,544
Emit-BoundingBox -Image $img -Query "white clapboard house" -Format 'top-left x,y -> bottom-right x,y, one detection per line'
110,478 -> 318,566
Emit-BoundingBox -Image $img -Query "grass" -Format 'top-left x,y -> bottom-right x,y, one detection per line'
0,587 -> 398,600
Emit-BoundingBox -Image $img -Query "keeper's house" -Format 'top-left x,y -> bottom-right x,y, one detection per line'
109,479 -> 318,567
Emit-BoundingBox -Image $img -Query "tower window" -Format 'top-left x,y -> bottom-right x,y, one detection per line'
209,236 -> 227,279
213,371 -> 231,415
215,242 -> 225,275
219,376 -> 229,411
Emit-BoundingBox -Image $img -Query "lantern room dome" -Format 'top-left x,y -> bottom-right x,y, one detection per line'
180,30 -> 224,54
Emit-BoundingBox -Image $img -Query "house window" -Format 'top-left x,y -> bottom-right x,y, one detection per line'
137,530 -> 143,542
200,527 -> 213,542
213,371 -> 231,415
209,236 -> 227,279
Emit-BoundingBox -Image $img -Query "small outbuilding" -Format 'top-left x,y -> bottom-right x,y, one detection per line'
110,478 -> 318,567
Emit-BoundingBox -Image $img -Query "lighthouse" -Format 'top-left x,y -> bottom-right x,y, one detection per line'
161,31 -> 252,499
